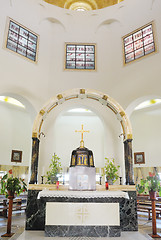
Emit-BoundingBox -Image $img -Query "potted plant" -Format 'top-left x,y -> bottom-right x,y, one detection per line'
136,172 -> 161,237
44,154 -> 62,184
0,169 -> 27,198
0,169 -> 27,237
104,158 -> 120,185
136,172 -> 161,198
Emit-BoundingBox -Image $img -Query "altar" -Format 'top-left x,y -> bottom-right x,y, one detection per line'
40,189 -> 129,237
26,126 -> 137,237
25,185 -> 138,237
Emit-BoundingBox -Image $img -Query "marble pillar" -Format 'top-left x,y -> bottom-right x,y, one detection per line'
124,139 -> 134,185
29,138 -> 40,184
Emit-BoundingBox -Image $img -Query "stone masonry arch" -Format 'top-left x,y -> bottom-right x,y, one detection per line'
30,88 -> 134,185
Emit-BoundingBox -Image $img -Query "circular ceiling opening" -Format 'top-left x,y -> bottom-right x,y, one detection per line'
64,0 -> 98,10
69,2 -> 93,11
43,0 -> 124,11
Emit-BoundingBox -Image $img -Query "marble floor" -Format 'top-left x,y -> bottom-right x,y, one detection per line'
1,212 -> 161,240
13,230 -> 152,240
0,211 -> 25,240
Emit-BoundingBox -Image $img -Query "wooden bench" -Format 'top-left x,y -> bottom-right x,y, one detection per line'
0,199 -> 7,218
0,195 -> 27,218
137,195 -> 161,220
137,205 -> 161,220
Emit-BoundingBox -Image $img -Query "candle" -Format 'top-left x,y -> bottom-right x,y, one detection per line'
105,182 -> 109,190
42,167 -> 45,176
56,181 -> 59,190
119,167 -> 122,177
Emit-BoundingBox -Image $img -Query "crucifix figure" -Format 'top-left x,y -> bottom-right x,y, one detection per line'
75,124 -> 90,148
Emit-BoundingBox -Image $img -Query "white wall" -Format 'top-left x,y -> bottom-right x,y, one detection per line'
0,0 -> 161,110
41,114 -> 104,167
1,0 -> 161,182
131,104 -> 161,167
0,101 -> 32,166
38,99 -> 124,183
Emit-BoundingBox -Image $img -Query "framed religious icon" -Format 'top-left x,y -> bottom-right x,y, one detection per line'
11,150 -> 22,163
65,43 -> 96,70
134,152 -> 145,164
123,21 -> 156,64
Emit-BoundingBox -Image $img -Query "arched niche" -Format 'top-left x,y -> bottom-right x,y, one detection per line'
30,88 -> 134,185
0,93 -> 36,180
125,95 -> 161,117
0,92 -> 37,121
126,95 -> 161,184
38,101 -> 125,184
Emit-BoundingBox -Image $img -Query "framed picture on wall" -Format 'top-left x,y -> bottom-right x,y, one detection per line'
11,150 -> 22,163
134,152 -> 145,164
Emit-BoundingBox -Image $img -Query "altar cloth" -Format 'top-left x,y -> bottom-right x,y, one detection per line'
37,189 -> 129,199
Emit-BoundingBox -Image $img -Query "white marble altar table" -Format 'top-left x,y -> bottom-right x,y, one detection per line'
37,189 -> 129,199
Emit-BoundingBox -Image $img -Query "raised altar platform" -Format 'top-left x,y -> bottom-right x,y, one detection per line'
25,184 -> 138,237
28,184 -> 136,191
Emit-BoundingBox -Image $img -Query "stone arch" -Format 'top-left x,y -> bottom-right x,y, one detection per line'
30,88 -> 134,185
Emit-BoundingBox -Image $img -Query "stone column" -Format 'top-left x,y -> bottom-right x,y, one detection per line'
29,137 -> 40,184
124,139 -> 134,185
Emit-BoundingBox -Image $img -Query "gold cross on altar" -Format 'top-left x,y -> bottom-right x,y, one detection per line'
76,206 -> 89,224
75,124 -> 89,148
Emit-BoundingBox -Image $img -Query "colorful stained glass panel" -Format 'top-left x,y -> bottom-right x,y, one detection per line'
66,44 -> 95,70
6,19 -> 38,62
123,22 -> 156,64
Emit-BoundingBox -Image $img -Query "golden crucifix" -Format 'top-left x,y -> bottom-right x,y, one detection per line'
75,124 -> 90,148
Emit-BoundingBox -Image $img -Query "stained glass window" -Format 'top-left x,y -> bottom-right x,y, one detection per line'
65,44 -> 95,70
123,22 -> 156,64
6,19 -> 38,62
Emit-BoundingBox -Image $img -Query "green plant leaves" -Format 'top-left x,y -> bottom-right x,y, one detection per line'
104,158 -> 120,183
0,173 -> 27,198
136,173 -> 161,195
44,154 -> 62,184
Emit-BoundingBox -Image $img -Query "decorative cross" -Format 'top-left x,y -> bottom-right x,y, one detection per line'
75,124 -> 89,142
76,206 -> 89,224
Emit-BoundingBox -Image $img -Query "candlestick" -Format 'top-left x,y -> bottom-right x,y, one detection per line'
41,176 -> 44,184
99,176 -> 102,185
119,177 -> 122,185
63,175 -> 65,185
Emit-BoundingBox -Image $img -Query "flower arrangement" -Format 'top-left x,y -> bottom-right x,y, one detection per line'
104,158 -> 120,184
44,154 -> 62,184
0,169 -> 27,198
136,172 -> 161,196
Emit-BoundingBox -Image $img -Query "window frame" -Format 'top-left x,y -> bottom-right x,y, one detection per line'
65,43 -> 96,71
4,17 -> 39,63
122,21 -> 156,65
